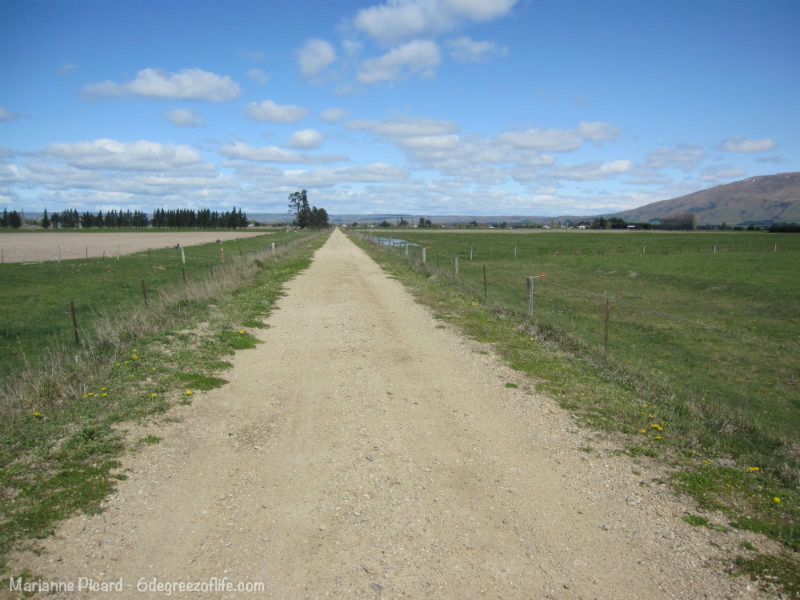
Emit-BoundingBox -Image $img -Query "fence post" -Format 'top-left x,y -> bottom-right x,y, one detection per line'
272,241 -> 276,254
514,245 -> 517,259
141,279 -> 148,307
483,265 -> 487,300
604,298 -> 610,359
422,247 -> 426,264
470,247 -> 473,261
220,247 -> 225,263
182,268 -> 187,283
180,246 -> 186,264
454,256 -> 459,281
405,243 -> 409,256
57,245 -> 62,262
70,301 -> 79,345
642,245 -> 646,254
527,276 -> 534,317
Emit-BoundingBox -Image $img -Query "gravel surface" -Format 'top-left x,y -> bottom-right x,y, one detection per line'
8,229 -> 775,599
0,232 -> 269,263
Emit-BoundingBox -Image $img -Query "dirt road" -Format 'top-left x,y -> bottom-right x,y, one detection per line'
10,229 -> 768,599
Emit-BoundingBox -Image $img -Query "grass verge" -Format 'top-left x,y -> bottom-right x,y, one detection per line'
0,229 -> 329,575
349,231 -> 799,598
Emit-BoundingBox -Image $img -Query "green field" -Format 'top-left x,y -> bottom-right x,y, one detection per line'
366,230 -> 800,443
353,229 -> 800,588
0,231 -> 298,375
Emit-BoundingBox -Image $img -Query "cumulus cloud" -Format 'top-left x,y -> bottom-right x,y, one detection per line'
446,37 -> 507,62
45,139 -> 204,171
354,0 -> 517,45
83,68 -> 241,102
165,108 -> 205,127
347,115 -> 458,138
219,141 -> 346,164
357,40 -> 441,83
296,38 -> 337,78
320,108 -> 349,123
646,144 -> 704,169
717,135 -> 777,153
287,129 -> 324,150
497,122 -> 619,152
548,159 -> 633,181
244,100 -> 309,123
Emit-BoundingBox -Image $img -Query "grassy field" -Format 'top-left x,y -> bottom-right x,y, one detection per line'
351,229 -> 800,595
0,229 -> 329,574
0,231 -> 292,375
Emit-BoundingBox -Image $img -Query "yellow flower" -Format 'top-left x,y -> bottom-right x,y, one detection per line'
33,411 -> 44,418
100,386 -> 107,391
185,390 -> 193,396
748,467 -> 760,472
640,429 -> 647,434
115,362 -> 121,367
238,330 -> 245,334
101,392 -> 108,397
773,497 -> 781,503
150,393 -> 157,397
87,392 -> 94,397
655,435 -> 662,440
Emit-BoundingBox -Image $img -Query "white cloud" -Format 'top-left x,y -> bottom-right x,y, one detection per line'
287,129 -> 324,150
575,121 -> 620,143
446,37 -> 507,62
244,100 -> 309,123
357,40 -> 441,83
83,68 -> 241,102
354,0 -> 517,45
347,115 -> 458,138
45,139 -> 204,171
497,122 -> 618,152
296,38 -> 337,79
281,163 -> 410,187
219,141 -> 346,164
646,144 -> 704,169
165,108 -> 205,127
718,135 -> 777,153
320,108 -> 349,123
548,159 -> 633,181
247,68 -> 270,85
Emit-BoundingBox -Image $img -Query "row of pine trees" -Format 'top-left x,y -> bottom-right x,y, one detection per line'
1,208 -> 249,229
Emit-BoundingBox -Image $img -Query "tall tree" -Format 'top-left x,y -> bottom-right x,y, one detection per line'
288,189 -> 311,228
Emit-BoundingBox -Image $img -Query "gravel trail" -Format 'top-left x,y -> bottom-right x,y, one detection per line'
9,228 -> 770,599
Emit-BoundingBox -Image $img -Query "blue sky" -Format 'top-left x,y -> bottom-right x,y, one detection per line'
1,0 -> 798,218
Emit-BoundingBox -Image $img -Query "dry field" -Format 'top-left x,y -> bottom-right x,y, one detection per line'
0,231 -> 270,263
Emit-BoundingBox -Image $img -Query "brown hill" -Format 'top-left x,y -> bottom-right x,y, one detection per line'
614,172 -> 800,225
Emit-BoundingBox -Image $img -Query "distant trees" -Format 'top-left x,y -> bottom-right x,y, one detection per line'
659,213 -> 697,231
288,190 -> 329,228
32,207 -> 247,229
1,209 -> 22,229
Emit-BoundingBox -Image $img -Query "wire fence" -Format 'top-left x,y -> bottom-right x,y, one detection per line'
354,231 -> 800,439
0,236 -> 291,377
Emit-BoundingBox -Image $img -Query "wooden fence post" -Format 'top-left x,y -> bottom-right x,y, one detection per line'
141,280 -> 148,307
422,247 -> 426,264
454,256 -> 459,281
527,276 -> 534,317
483,265 -> 487,300
70,301 -> 79,345
604,298 -> 610,359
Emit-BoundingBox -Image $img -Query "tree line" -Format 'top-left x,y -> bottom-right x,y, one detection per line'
1,207 -> 249,229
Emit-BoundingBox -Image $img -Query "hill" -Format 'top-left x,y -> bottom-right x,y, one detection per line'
613,172 -> 800,226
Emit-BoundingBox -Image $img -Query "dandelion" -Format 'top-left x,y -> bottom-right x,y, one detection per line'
33,411 -> 44,419
115,362 -> 121,367
100,386 -> 107,391
655,435 -> 662,440
773,497 -> 781,503
185,390 -> 193,396
640,429 -> 647,434
101,392 -> 108,397
87,392 -> 95,397
702,460 -> 710,464
748,467 -> 760,472
650,423 -> 663,431
150,393 -> 157,398
238,330 -> 245,334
